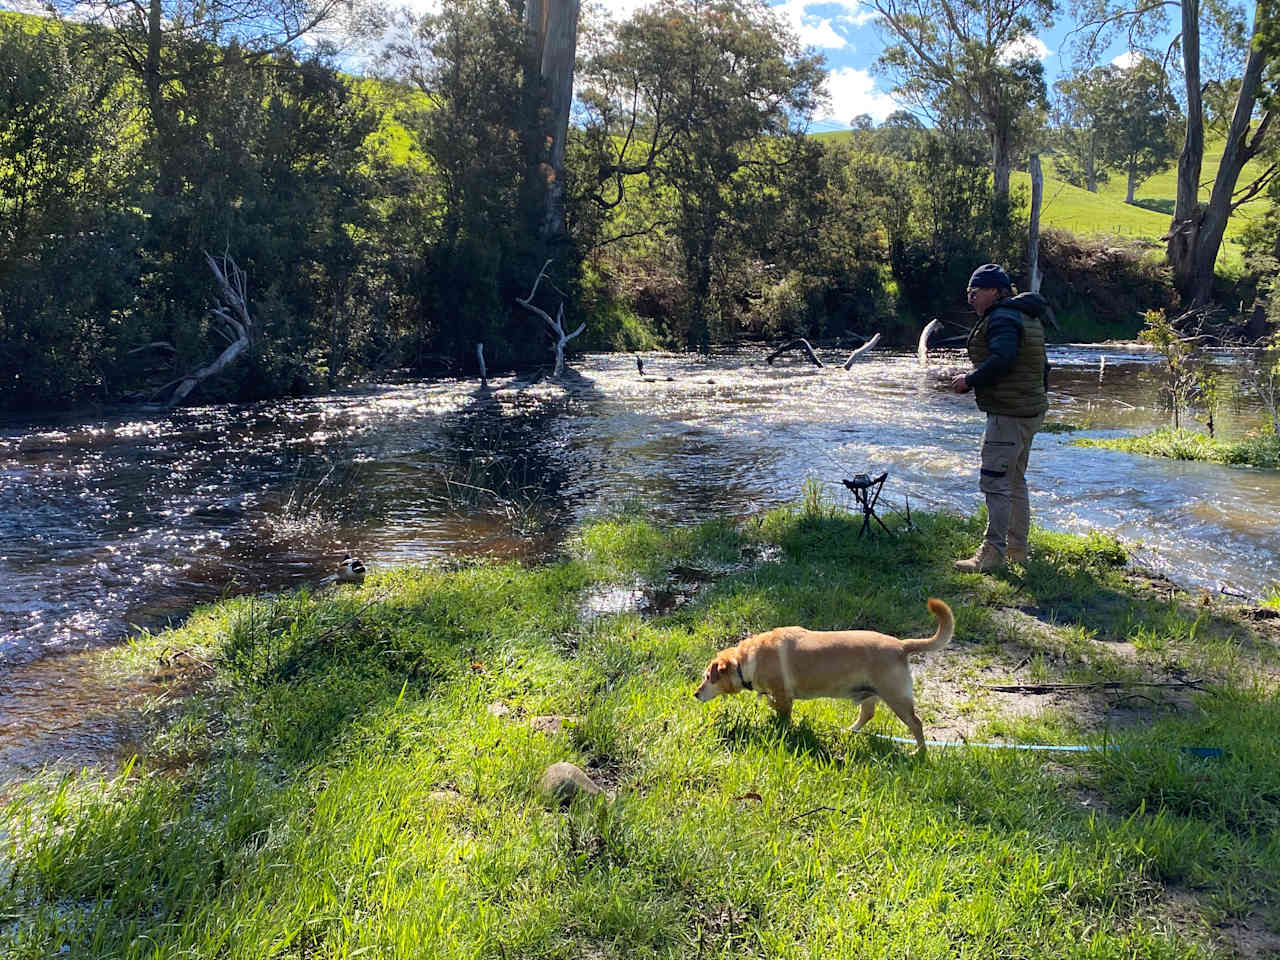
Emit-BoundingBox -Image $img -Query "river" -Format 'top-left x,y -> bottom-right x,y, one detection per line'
2,345 -> 1277,671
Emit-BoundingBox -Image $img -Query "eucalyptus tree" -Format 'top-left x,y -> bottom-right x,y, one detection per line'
45,0 -> 351,199
1052,67 -> 1111,191
1098,58 -> 1180,204
1075,0 -> 1278,307
380,0 -> 550,366
877,109 -> 926,160
577,0 -> 826,348
871,0 -> 1054,210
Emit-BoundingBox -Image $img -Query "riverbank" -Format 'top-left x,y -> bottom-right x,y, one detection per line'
4,500 -> 1279,958
1076,428 -> 1280,469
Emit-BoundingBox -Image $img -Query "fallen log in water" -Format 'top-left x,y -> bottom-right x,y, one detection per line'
842,332 -> 881,369
766,338 -> 823,367
154,253 -> 253,407
917,318 -> 942,365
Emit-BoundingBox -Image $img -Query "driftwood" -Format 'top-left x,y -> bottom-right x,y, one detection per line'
516,259 -> 585,377
917,318 -> 942,364
842,332 -> 881,369
476,342 -> 488,387
152,253 -> 253,406
766,338 -> 823,367
982,679 -> 1205,694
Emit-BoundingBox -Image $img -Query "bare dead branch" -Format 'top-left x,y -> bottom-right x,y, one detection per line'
516,260 -> 584,377
158,252 -> 254,406
766,338 -> 823,367
843,333 -> 882,369
127,341 -> 176,355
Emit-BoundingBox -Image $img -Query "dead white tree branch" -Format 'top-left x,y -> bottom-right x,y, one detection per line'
767,338 -> 823,366
159,252 -> 254,406
843,333 -> 881,369
516,259 -> 585,377
917,318 -> 943,365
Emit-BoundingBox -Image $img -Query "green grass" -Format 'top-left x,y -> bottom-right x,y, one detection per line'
3,500 -> 1278,958
1076,427 -> 1280,469
1016,169 -> 1174,243
1096,140 -> 1273,235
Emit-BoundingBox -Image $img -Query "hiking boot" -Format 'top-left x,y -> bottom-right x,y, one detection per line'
953,543 -> 1004,573
1006,544 -> 1028,565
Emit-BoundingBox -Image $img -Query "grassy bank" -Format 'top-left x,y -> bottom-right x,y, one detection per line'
4,501 -> 1280,958
1077,428 -> 1280,469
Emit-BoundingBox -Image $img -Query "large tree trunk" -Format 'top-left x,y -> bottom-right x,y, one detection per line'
524,0 -> 580,243
1028,154 -> 1043,293
1166,0 -> 1204,300
1085,131 -> 1098,193
991,127 -> 1012,208
1181,36 -> 1271,307
1126,163 -> 1137,204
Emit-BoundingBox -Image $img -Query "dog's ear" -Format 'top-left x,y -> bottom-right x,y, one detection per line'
708,661 -> 722,682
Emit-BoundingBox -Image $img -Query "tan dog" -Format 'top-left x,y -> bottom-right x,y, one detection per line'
693,598 -> 954,753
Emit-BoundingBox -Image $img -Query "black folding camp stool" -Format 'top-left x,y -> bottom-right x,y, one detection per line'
842,471 -> 891,538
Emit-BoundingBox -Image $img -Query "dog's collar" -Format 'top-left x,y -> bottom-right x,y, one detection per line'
737,662 -> 753,691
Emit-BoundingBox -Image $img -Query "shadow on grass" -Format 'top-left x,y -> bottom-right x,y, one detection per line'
1132,197 -> 1176,215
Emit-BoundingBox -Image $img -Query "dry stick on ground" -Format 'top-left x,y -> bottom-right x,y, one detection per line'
786,805 -> 845,824
843,332 -> 882,369
982,679 -> 1206,694
766,338 -> 823,367
516,259 -> 585,377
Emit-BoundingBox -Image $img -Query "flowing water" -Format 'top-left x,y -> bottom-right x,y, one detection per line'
1,345 -> 1278,774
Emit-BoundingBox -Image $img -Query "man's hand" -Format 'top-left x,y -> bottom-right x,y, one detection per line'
950,373 -> 972,394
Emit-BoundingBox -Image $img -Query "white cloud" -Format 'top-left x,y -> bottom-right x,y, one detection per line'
589,1 -> 857,49
773,0 -> 849,50
821,66 -> 901,124
998,34 -> 1051,65
1111,50 -> 1145,69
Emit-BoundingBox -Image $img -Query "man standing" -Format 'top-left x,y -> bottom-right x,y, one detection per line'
949,264 -> 1050,573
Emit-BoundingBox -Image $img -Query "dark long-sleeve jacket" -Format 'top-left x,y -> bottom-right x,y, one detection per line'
964,293 -> 1050,418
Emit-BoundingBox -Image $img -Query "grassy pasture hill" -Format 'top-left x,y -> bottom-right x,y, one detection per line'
816,130 -> 1271,276
1047,135 -> 1275,277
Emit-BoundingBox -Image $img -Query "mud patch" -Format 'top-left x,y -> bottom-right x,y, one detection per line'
914,607 -> 1203,744
1160,886 -> 1280,959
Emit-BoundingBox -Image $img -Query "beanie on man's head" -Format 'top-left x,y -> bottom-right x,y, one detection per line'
968,263 -> 1012,289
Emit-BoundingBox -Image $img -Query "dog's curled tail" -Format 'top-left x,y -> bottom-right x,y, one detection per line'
900,598 -> 954,655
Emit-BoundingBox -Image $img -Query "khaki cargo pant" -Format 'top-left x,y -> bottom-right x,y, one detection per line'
979,412 -> 1044,556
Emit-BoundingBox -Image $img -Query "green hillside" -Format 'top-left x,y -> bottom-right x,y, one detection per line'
1095,138 -> 1274,230
818,129 -> 1272,274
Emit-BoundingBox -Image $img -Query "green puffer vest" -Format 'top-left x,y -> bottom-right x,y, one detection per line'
966,300 -> 1049,418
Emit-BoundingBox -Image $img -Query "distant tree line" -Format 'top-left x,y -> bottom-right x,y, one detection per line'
2,0 -> 1278,412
